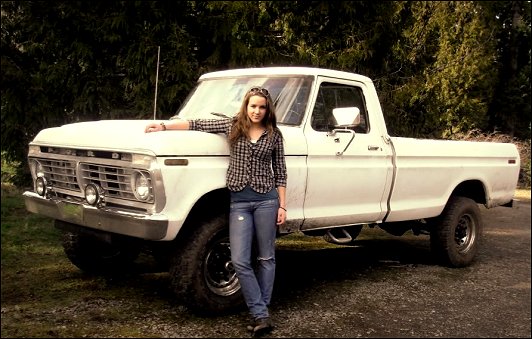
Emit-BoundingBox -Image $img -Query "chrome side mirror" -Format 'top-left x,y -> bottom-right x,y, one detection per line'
332,107 -> 360,128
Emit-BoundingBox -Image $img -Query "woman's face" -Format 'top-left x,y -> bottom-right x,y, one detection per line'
246,95 -> 268,125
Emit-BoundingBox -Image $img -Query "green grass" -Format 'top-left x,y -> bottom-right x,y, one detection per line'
0,186 -> 173,337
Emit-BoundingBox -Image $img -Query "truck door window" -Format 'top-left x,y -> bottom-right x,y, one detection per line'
311,82 -> 368,133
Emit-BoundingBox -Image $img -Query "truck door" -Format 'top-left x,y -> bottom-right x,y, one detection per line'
302,78 -> 393,229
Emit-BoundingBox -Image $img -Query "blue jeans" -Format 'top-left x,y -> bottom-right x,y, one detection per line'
229,199 -> 279,320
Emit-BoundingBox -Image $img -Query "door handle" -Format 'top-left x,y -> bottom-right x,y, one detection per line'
368,145 -> 380,151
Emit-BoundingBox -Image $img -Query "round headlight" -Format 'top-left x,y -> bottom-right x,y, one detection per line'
35,177 -> 47,197
132,171 -> 151,201
84,183 -> 103,206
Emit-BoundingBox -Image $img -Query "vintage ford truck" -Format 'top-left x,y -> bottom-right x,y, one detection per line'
23,67 -> 520,314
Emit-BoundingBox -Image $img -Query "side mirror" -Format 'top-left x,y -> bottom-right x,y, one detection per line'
332,107 -> 360,128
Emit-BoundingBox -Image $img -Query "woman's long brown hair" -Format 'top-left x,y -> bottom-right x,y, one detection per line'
228,88 -> 278,147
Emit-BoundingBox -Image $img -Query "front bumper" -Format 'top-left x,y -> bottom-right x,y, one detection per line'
23,191 -> 168,240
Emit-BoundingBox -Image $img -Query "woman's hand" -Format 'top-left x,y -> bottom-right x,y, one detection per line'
145,122 -> 164,133
277,207 -> 286,225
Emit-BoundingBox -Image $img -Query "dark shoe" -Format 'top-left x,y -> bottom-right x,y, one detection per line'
246,318 -> 261,332
246,317 -> 263,332
252,317 -> 274,336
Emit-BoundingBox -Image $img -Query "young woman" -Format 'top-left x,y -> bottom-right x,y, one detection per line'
145,86 -> 287,335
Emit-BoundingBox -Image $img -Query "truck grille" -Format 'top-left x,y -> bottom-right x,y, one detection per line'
31,157 -> 154,204
79,163 -> 138,201
38,159 -> 79,191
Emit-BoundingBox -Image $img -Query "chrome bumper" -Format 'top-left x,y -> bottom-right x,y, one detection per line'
23,191 -> 168,240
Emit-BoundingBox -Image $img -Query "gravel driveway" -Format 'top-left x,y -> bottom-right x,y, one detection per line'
155,197 -> 530,338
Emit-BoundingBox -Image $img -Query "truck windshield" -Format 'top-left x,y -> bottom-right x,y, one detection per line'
173,76 -> 313,126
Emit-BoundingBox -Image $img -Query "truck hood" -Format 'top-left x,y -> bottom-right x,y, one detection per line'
31,120 -> 230,156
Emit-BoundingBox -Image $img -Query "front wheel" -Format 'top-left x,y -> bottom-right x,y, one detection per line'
169,214 -> 244,315
58,220 -> 141,274
430,196 -> 483,267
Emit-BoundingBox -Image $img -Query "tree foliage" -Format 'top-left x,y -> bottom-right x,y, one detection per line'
387,1 -> 500,137
480,1 -> 531,139
1,0 -> 530,186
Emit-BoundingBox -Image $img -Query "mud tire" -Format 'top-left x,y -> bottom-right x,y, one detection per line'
59,221 -> 141,274
430,196 -> 483,267
169,214 -> 244,315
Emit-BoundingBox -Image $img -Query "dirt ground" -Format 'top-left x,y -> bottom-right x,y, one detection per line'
168,196 -> 531,338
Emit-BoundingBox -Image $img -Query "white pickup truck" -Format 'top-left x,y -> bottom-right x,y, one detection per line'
23,67 -> 520,314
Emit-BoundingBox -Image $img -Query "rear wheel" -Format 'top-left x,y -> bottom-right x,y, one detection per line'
430,196 -> 483,267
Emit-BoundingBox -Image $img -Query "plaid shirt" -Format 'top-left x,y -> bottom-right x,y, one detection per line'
189,118 -> 287,193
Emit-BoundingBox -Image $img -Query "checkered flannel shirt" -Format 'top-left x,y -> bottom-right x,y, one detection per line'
189,118 -> 287,193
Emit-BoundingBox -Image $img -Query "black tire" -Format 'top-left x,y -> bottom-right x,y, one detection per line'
169,214 -> 244,315
58,221 -> 141,274
430,196 -> 483,267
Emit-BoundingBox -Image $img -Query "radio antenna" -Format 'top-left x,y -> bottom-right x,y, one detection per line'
153,46 -> 161,120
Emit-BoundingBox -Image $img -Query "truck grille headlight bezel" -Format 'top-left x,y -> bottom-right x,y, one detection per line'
35,176 -> 47,197
30,159 -> 45,179
131,170 -> 152,202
